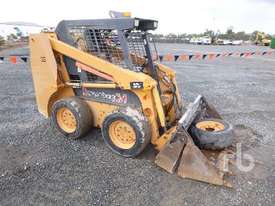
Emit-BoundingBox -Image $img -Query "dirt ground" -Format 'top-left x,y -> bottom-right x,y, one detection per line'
0,44 -> 274,206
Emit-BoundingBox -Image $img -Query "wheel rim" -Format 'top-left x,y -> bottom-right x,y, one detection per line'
196,120 -> 225,132
56,107 -> 77,133
109,120 -> 136,149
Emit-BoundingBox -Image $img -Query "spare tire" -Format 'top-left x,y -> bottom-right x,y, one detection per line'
189,118 -> 234,150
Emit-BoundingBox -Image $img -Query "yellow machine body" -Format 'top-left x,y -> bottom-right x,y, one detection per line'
30,33 -> 181,148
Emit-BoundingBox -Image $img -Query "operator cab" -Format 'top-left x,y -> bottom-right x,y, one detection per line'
55,13 -> 159,83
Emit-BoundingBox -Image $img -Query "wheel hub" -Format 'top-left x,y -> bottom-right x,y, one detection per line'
56,107 -> 77,133
109,120 -> 136,149
196,120 -> 225,132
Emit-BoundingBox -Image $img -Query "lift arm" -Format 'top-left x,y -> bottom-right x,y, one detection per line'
49,36 -> 155,91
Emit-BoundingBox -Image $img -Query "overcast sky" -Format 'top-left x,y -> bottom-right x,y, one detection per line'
1,0 -> 275,34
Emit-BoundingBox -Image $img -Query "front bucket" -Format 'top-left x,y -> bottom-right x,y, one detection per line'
177,136 -> 232,187
155,129 -> 187,173
155,95 -> 232,187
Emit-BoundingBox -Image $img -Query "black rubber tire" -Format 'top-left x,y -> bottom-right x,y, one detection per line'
51,97 -> 92,139
102,108 -> 151,158
189,118 -> 234,150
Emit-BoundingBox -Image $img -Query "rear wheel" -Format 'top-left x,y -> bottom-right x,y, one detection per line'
102,108 -> 151,158
51,97 -> 92,139
56,107 -> 77,133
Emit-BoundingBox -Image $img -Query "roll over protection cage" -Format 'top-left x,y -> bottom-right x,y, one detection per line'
55,18 -> 159,81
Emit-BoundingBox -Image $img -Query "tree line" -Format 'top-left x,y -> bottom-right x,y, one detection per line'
152,28 -> 273,43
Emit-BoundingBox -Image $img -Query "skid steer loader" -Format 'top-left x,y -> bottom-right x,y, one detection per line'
29,12 -> 234,187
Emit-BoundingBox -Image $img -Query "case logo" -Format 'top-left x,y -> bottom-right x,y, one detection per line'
83,88 -> 128,104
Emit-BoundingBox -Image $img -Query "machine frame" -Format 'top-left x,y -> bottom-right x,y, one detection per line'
30,17 -> 182,148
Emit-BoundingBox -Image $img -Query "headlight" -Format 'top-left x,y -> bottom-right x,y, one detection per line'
134,19 -> 140,27
153,21 -> 158,29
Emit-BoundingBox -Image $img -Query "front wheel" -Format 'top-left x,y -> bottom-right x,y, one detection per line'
102,108 -> 151,158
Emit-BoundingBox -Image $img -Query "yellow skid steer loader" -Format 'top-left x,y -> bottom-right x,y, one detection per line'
29,12 -> 234,187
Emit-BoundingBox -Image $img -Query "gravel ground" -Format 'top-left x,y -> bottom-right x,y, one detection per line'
0,44 -> 274,206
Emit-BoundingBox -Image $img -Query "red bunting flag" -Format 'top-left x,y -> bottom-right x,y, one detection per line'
178,54 -> 189,61
208,53 -> 216,60
163,53 -> 174,62
244,52 -> 251,57
222,53 -> 228,57
256,51 -> 261,55
194,53 -> 202,60
9,56 -> 17,64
